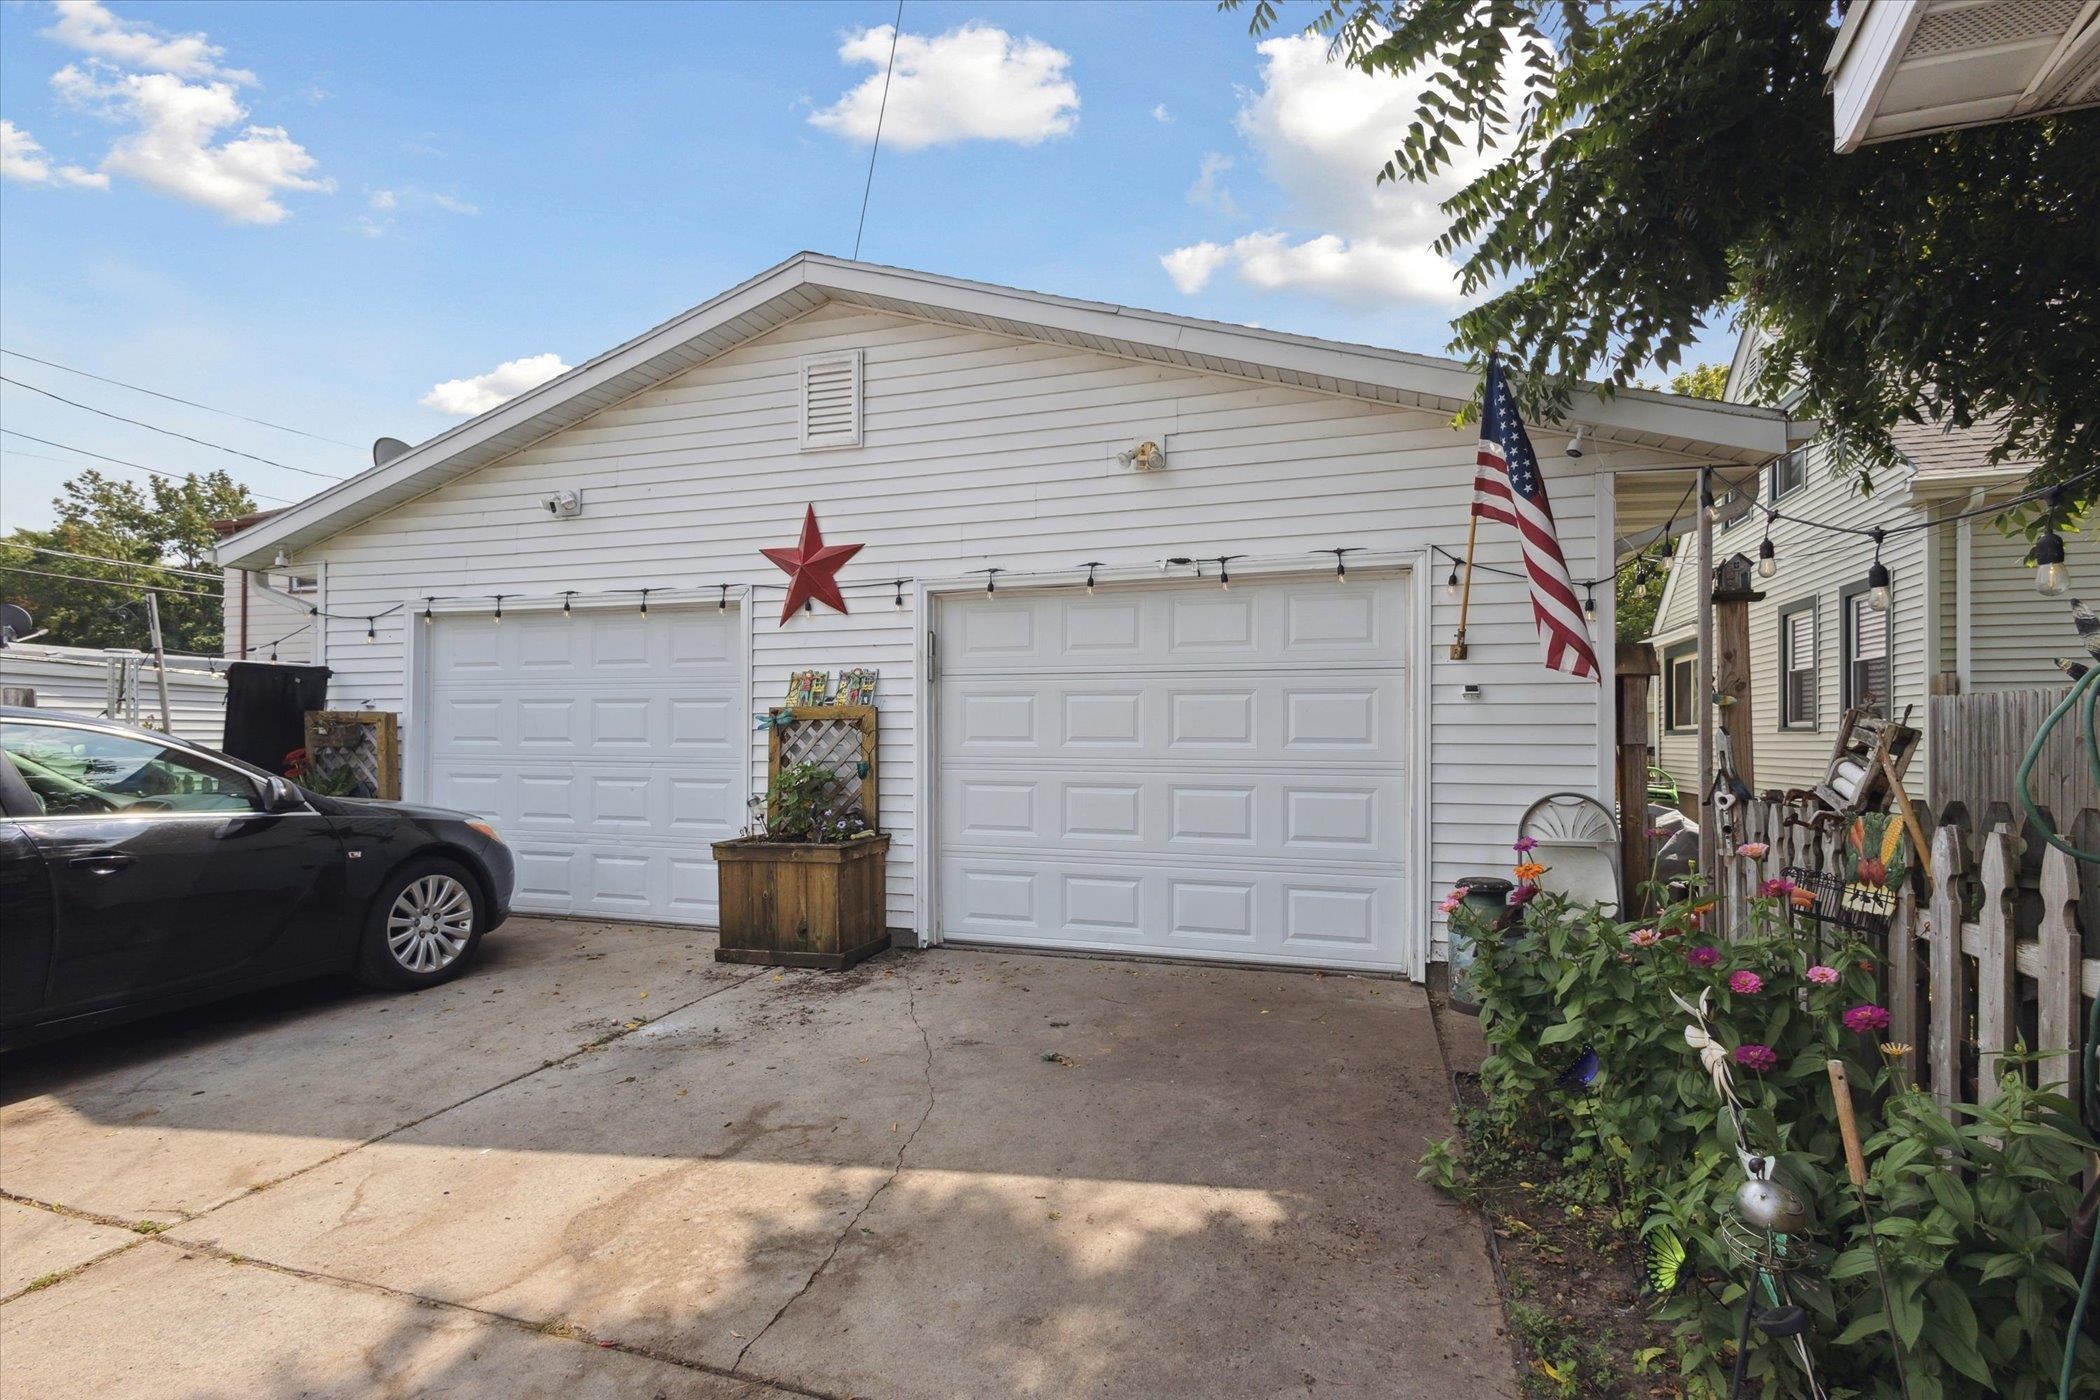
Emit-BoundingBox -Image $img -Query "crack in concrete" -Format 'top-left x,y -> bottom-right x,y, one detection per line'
729,964 -> 937,1376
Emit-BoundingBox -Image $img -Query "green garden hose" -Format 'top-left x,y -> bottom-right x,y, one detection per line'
2018,666 -> 2100,864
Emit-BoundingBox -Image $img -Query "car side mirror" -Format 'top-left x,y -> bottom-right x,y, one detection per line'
262,775 -> 306,814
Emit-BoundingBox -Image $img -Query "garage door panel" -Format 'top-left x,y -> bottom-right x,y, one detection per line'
937,575 -> 1412,972
426,608 -> 740,925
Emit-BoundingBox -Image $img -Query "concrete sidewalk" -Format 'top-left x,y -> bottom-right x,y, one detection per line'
0,917 -> 1514,1399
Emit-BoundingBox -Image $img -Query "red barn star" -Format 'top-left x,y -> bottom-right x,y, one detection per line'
761,504 -> 863,625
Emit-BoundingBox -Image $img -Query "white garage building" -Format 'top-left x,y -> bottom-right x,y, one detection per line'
216,255 -> 1798,979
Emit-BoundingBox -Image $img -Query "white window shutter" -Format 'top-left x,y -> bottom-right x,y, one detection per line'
799,350 -> 862,450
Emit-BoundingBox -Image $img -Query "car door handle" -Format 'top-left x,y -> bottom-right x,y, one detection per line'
68,853 -> 135,874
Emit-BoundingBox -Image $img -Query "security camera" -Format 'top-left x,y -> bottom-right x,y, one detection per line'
543,489 -> 583,519
1565,425 -> 1588,459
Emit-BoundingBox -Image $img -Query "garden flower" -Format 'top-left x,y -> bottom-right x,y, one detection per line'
1513,862 -> 1548,882
1728,970 -> 1765,995
1513,836 -> 1539,854
1843,1004 -> 1892,1034
1737,842 -> 1769,859
1759,877 -> 1797,898
1733,1043 -> 1779,1072
1438,890 -> 1464,914
1879,1042 -> 1912,1061
1629,928 -> 1661,947
1507,884 -> 1539,908
1789,886 -> 1818,909
1804,964 -> 1840,985
1686,945 -> 1722,968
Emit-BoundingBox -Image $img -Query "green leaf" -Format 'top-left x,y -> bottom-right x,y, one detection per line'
1538,1022 -> 1583,1046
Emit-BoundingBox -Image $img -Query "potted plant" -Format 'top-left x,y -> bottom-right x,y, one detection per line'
710,761 -> 890,970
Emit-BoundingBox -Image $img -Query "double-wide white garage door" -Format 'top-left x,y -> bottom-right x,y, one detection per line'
425,607 -> 743,924
936,576 -> 1413,972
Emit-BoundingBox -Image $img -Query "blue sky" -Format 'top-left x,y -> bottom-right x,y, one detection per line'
0,0 -> 1734,533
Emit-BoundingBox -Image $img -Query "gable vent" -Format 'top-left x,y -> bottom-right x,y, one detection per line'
799,350 -> 863,450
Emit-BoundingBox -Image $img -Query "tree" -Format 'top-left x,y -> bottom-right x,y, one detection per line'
0,470 -> 255,653
1235,0 -> 2098,524
1668,363 -> 1727,402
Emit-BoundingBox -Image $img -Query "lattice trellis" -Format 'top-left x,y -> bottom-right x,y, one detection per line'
303,710 -> 400,800
768,704 -> 877,829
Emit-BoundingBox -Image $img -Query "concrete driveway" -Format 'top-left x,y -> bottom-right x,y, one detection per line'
0,917 -> 1514,1399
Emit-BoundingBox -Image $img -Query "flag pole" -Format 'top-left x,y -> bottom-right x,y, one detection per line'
1450,510 -> 1478,660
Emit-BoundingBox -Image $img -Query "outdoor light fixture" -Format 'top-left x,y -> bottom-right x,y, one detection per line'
1866,528 -> 1890,612
563,591 -> 575,617
1319,546 -> 1360,582
638,588 -> 650,616
1565,425 -> 1587,460
2035,529 -> 2070,597
1702,487 -> 1720,524
719,585 -> 729,614
1216,556 -> 1238,591
422,597 -> 434,626
493,595 -> 504,625
365,617 -> 376,643
1582,587 -> 1597,624
273,549 -> 288,568
1081,562 -> 1102,595
893,579 -> 906,610
1757,535 -> 1777,579
1445,562 -> 1461,599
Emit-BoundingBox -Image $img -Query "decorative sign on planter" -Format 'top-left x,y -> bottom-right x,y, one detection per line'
299,710 -> 399,799
761,504 -> 863,625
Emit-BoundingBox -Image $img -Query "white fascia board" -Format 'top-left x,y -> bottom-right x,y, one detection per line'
1830,0 -> 1926,153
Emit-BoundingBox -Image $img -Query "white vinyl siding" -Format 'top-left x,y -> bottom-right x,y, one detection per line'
1843,588 -> 1890,715
1965,513 -> 2097,687
280,302 -> 1688,970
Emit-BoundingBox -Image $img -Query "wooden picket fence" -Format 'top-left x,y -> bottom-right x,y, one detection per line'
1720,793 -> 2095,1111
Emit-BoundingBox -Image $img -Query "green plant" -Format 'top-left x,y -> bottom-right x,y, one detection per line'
1440,877 -> 2100,1398
760,761 -> 869,843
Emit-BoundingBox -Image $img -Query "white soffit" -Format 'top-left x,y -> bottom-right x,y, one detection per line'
1828,0 -> 2100,153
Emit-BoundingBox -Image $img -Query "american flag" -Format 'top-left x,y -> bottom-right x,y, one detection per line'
1472,359 -> 1601,682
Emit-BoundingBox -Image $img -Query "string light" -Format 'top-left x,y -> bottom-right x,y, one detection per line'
975,567 -> 1004,596
1757,533 -> 1777,580
492,594 -> 506,625
719,584 -> 729,614
1582,587 -> 1597,624
1866,528 -> 1890,612
893,579 -> 905,610
1317,547 -> 1361,583
2034,488 -> 2070,597
1445,562 -> 1460,599
1080,561 -> 1103,596
1702,486 -> 1720,524
365,617 -> 376,644
422,597 -> 434,626
637,588 -> 650,616
562,590 -> 575,617
1216,555 -> 1240,591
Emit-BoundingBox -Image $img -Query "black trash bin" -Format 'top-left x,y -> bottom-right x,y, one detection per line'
1447,875 -> 1516,1016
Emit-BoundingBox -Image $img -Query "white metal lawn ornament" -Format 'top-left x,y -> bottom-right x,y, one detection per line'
1674,988 -> 1743,1122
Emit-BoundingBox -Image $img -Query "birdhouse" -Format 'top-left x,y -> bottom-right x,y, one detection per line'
1711,552 -> 1767,604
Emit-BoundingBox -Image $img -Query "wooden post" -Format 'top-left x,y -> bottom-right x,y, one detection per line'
1888,882 -> 1919,1051
1927,825 -> 1967,1111
1713,594 -> 1755,790
2036,845 -> 2083,1098
1616,642 -> 1659,912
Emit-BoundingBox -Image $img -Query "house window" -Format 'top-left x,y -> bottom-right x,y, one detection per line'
1770,446 -> 1808,502
1778,600 -> 1817,729
1664,643 -> 1697,732
1842,588 -> 1888,715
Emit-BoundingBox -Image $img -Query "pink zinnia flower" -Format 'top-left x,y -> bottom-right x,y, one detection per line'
1507,885 -> 1538,908
1686,945 -> 1722,968
1733,1044 -> 1779,1073
1760,877 -> 1797,898
1843,1004 -> 1892,1034
1804,964 -> 1839,986
1513,836 -> 1539,854
1439,891 -> 1464,914
1629,928 -> 1661,947
1728,970 -> 1764,995
1737,842 -> 1769,859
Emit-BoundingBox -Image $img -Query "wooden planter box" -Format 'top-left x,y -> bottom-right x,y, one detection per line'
711,834 -> 891,971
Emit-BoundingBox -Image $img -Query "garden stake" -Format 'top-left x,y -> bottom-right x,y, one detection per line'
1826,1059 -> 1913,1400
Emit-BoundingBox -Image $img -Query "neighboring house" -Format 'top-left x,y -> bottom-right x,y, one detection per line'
215,254 -> 1797,979
1648,329 -> 2091,806
0,642 -> 227,745
212,510 -> 317,664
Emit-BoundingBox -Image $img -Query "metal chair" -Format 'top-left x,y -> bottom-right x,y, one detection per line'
1519,792 -> 1622,913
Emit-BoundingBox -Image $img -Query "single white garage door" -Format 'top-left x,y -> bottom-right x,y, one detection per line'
936,575 -> 1413,972
424,606 -> 743,924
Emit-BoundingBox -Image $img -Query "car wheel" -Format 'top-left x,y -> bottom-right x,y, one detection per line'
357,857 -> 485,990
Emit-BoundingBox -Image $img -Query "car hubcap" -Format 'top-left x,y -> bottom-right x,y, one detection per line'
386,874 -> 474,974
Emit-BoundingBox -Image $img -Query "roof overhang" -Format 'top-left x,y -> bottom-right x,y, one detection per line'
217,253 -> 1800,569
1827,0 -> 2100,153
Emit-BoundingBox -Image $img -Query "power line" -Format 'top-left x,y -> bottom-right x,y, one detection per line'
0,429 -> 295,505
5,543 -> 224,581
0,348 -> 359,448
852,0 -> 905,261
0,375 -> 348,481
0,564 -> 222,600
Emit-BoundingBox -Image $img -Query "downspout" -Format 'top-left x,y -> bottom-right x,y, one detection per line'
240,568 -> 250,659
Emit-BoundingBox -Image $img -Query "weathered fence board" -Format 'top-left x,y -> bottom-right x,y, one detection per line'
1931,687 -> 2094,835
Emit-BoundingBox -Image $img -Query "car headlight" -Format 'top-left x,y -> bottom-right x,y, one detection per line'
466,820 -> 504,844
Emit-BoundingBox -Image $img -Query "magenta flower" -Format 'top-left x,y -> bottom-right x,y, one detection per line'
1686,945 -> 1722,968
1804,964 -> 1840,986
1760,877 -> 1798,898
1843,1004 -> 1892,1034
1733,1043 -> 1779,1073
1513,836 -> 1540,854
1507,885 -> 1539,908
1728,969 -> 1765,996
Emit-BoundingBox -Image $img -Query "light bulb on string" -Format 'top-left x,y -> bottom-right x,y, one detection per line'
1702,487 -> 1720,524
365,617 -> 376,644
976,567 -> 1003,596
893,579 -> 906,611
719,584 -> 729,614
638,588 -> 650,616
1318,546 -> 1360,583
1080,562 -> 1103,596
1866,528 -> 1890,612
1582,587 -> 1597,624
1216,556 -> 1239,591
422,597 -> 434,626
1444,560 -> 1460,599
492,595 -> 504,625
2034,490 -> 2070,597
562,590 -> 575,618
1757,532 -> 1777,580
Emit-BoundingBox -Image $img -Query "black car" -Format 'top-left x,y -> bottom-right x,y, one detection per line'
0,707 -> 513,1042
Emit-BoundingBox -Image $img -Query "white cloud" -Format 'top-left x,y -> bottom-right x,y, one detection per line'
1152,103 -> 1172,123
44,0 -> 254,85
54,63 -> 331,224
358,185 -> 478,236
1160,31 -> 1522,307
421,354 -> 573,417
1187,151 -> 1237,215
431,192 -> 479,216
368,188 -> 398,211
810,23 -> 1078,150
0,117 -> 108,188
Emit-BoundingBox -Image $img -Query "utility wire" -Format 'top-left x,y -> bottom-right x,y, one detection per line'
851,0 -> 905,261
0,348 -> 359,448
0,429 -> 295,505
5,543 -> 224,581
0,375 -> 348,481
0,564 -> 221,600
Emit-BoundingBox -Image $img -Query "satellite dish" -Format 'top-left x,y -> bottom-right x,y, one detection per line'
372,436 -> 413,468
0,603 -> 32,647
